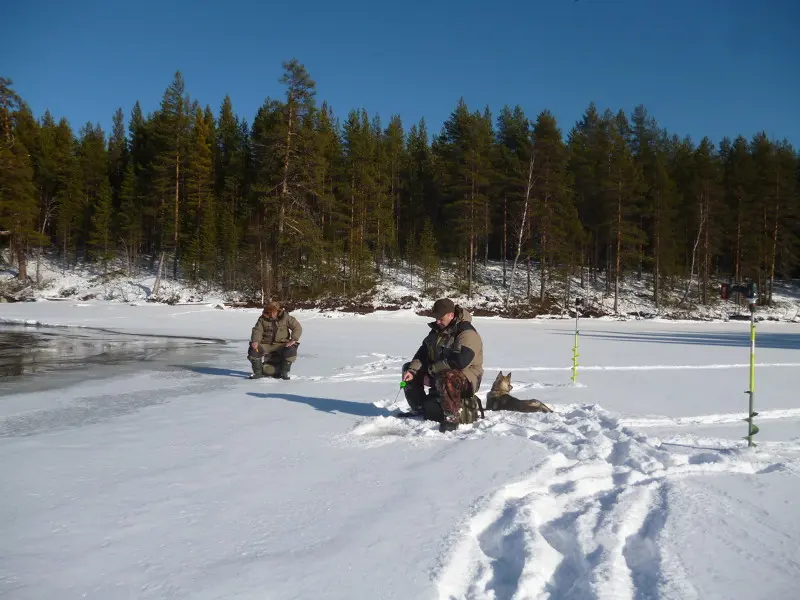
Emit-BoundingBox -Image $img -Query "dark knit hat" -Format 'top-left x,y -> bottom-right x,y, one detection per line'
431,298 -> 456,319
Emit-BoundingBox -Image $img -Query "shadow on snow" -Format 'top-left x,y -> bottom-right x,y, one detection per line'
247,392 -> 392,418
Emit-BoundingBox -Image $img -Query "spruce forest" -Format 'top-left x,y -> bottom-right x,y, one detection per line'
1,61 -> 798,312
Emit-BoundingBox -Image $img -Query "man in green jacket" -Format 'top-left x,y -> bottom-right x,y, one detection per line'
402,298 -> 484,431
248,302 -> 303,379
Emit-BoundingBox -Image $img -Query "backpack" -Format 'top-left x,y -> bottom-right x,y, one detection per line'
422,392 -> 485,426
459,394 -> 485,425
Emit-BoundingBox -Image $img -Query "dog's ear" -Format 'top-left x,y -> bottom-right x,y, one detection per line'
494,371 -> 503,382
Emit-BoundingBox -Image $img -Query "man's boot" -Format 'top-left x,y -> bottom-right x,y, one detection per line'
279,360 -> 292,380
439,414 -> 459,433
248,358 -> 264,379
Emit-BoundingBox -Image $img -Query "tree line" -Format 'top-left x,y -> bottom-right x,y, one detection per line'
1,61 -> 798,309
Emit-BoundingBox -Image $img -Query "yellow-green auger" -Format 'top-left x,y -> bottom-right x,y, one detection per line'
722,280 -> 759,447
571,297 -> 583,384
745,294 -> 759,447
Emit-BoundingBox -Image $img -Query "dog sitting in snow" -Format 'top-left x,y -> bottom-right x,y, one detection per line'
485,371 -> 553,413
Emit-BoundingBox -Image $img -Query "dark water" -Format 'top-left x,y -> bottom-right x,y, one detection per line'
0,324 -> 223,394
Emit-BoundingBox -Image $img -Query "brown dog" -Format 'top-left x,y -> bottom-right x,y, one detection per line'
485,371 -> 553,413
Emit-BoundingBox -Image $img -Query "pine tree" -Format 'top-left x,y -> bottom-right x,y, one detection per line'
108,108 -> 128,209
154,72 -> 190,278
250,59 -> 317,299
370,113 -> 393,268
750,135 -> 799,303
308,102 -> 344,294
117,163 -> 141,272
126,101 -> 156,262
55,134 -> 84,265
402,118 -> 435,253
79,122 -> 112,264
90,178 -> 113,268
275,59 -> 316,295
720,136 -> 756,285
495,105 -> 532,289
435,99 -> 494,297
342,108 -> 377,291
417,217 -> 439,293
185,106 -> 216,281
531,110 -> 577,302
605,110 -> 645,312
631,106 -> 679,307
567,103 -> 609,288
772,142 -> 798,289
21,109 -> 55,282
0,79 -> 38,280
5,102 -> 47,278
215,97 -> 246,289
384,115 -> 405,261
690,137 -> 723,304
477,107 -> 497,268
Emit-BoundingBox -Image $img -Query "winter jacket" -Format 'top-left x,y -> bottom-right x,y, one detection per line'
407,306 -> 484,392
250,310 -> 302,345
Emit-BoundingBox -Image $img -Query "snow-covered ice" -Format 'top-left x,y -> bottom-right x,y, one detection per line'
1,301 -> 799,599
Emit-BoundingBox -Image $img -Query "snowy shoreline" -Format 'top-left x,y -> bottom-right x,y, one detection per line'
3,254 -> 800,324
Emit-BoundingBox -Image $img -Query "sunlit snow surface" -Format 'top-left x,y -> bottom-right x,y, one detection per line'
1,302 -> 799,599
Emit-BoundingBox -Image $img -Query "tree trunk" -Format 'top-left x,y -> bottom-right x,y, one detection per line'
468,208 -> 474,298
682,203 -> 705,305
539,182 -> 549,303
483,196 -> 489,267
614,182 -> 622,314
768,179 -> 780,305
276,93 -> 294,294
502,195 -> 507,287
153,251 -> 165,297
468,173 -> 475,298
14,235 -> 27,281
580,250 -> 585,289
654,191 -> 660,310
526,257 -> 531,300
701,183 -> 710,305
172,152 -> 180,279
734,212 -> 741,283
505,155 -> 535,306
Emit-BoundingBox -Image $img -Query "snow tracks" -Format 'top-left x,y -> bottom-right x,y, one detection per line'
432,405 -> 792,600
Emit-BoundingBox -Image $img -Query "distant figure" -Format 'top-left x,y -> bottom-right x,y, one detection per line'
248,302 -> 302,379
401,298 -> 484,431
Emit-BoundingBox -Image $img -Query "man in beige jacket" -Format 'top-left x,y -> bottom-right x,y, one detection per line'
248,302 -> 302,379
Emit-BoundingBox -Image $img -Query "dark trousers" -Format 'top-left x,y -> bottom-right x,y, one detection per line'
248,343 -> 298,377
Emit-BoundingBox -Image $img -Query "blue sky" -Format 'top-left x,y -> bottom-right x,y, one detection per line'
3,0 -> 798,146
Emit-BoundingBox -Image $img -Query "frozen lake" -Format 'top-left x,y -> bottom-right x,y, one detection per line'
1,303 -> 799,599
0,324 -> 223,396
